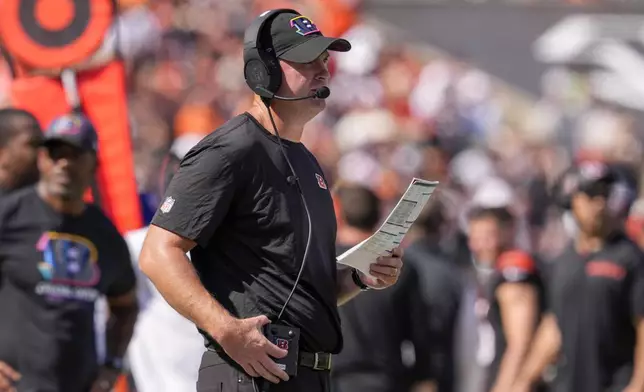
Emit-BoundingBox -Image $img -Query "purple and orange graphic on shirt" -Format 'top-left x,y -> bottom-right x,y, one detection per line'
36,232 -> 101,287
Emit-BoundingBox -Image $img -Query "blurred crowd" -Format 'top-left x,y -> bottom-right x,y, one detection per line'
3,0 -> 644,391
2,0 -> 642,242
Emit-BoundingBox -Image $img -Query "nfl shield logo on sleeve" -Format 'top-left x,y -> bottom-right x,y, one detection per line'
316,174 -> 327,189
160,196 -> 175,213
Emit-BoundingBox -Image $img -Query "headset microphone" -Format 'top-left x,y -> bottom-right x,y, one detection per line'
257,86 -> 331,101
313,86 -> 330,99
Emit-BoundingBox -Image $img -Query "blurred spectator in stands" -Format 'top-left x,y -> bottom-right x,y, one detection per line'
0,108 -> 43,197
405,196 -> 463,392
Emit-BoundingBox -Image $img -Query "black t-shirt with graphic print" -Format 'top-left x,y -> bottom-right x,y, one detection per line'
0,187 -> 136,392
151,113 -> 342,359
547,232 -> 644,392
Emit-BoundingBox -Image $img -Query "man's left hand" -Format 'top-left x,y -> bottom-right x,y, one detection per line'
360,247 -> 404,290
89,366 -> 121,392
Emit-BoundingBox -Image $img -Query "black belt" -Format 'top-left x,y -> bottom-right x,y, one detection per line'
211,348 -> 332,371
299,351 -> 332,371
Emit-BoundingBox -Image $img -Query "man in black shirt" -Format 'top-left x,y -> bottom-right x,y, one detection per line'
332,183 -> 434,392
466,206 -> 546,392
0,108 -> 43,197
516,160 -> 644,392
0,113 -> 138,392
139,8 -> 404,392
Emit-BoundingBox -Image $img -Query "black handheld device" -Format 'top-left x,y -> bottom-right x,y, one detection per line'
262,323 -> 301,377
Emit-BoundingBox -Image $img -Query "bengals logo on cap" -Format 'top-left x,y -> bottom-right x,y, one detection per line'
0,0 -> 114,69
289,16 -> 320,36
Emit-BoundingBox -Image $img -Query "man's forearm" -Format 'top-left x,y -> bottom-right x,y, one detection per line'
493,347 -> 528,391
140,247 -> 235,340
516,314 -> 560,386
105,301 -> 138,359
337,267 -> 361,306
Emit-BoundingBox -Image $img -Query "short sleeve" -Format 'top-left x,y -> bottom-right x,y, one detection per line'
151,144 -> 236,247
105,228 -> 137,298
630,255 -> 644,318
496,250 -> 538,284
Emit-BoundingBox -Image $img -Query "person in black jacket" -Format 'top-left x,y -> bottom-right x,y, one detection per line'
332,182 -> 435,392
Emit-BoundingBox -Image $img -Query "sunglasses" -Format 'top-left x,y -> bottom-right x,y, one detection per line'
45,143 -> 86,161
579,180 -> 612,199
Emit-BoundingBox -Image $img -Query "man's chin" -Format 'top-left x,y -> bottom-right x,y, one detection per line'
49,186 -> 79,200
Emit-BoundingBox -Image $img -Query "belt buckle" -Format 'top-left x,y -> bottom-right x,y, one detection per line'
313,352 -> 331,371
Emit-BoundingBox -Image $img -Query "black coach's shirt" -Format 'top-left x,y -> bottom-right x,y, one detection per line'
0,187 -> 136,392
151,113 -> 341,354
476,250 -> 547,391
548,232 -> 644,392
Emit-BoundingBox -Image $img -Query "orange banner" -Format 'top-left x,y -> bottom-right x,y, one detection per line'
9,63 -> 143,234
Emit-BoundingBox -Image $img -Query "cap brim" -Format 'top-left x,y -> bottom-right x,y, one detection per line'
278,36 -> 351,64
43,138 -> 93,152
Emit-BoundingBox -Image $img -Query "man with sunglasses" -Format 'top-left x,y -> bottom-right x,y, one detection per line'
515,160 -> 644,392
0,113 -> 138,392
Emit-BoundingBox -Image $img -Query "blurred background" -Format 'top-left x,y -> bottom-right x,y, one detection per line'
3,0 -> 644,391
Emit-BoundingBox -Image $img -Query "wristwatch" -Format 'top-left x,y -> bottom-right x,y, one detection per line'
351,268 -> 371,291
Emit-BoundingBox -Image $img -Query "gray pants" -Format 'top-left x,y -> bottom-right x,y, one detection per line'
197,350 -> 331,392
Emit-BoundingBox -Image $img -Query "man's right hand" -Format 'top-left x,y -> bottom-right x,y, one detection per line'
0,361 -> 20,392
217,315 -> 289,384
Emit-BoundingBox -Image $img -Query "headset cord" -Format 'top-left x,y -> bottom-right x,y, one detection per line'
252,103 -> 313,392
265,104 -> 313,322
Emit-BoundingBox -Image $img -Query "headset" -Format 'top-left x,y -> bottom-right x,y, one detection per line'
243,10 -> 326,392
553,161 -> 635,218
243,9 -> 330,102
243,9 -> 291,99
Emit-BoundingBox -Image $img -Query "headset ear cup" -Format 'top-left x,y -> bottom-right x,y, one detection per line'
244,49 -> 271,96
261,46 -> 282,94
244,52 -> 282,98
243,9 -> 291,98
608,179 -> 634,218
